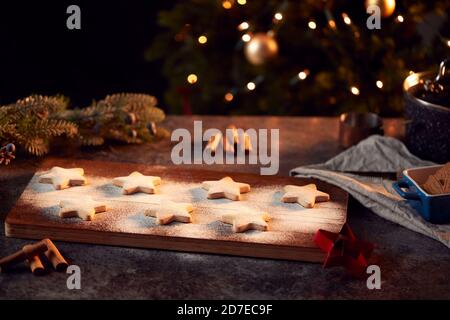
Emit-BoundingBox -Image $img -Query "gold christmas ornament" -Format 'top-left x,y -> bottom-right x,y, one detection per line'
244,33 -> 279,66
365,0 -> 396,18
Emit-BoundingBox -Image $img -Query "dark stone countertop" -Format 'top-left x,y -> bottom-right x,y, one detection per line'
0,116 -> 449,299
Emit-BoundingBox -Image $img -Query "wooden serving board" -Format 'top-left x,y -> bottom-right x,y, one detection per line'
5,158 -> 348,262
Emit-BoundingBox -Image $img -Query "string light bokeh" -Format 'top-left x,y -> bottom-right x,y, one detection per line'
147,0 -> 449,115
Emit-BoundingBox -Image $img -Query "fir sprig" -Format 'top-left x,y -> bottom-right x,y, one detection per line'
0,93 -> 168,157
64,93 -> 167,146
0,95 -> 78,156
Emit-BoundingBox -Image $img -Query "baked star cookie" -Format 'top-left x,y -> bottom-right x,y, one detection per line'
281,184 -> 330,208
39,167 -> 87,190
221,211 -> 270,233
145,200 -> 193,225
59,197 -> 107,221
113,171 -> 161,195
202,177 -> 250,201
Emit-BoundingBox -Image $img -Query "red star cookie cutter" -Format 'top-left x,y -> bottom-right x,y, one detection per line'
314,223 -> 374,278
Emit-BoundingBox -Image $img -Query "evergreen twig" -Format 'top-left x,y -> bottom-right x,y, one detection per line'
0,93 -> 168,157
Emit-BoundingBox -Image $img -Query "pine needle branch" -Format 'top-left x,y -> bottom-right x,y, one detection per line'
0,95 -> 77,156
62,93 -> 166,146
0,93 -> 168,156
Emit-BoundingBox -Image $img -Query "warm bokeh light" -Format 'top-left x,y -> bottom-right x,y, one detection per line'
242,33 -> 251,42
308,21 -> 317,30
376,80 -> 383,89
384,0 -> 396,18
298,69 -> 310,80
366,0 -> 395,18
274,13 -> 283,21
224,92 -> 234,102
222,0 -> 232,9
198,35 -> 208,44
187,74 -> 198,84
328,20 -> 336,29
396,15 -> 404,23
237,0 -> 246,5
238,21 -> 249,31
350,86 -> 360,95
247,82 -> 256,90
447,40 -> 450,47
342,13 -> 351,25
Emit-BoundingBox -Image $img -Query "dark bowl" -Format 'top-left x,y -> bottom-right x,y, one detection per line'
403,71 -> 450,163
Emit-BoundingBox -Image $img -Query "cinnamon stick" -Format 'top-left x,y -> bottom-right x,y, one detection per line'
28,255 -> 45,276
0,241 -> 48,272
43,239 -> 68,272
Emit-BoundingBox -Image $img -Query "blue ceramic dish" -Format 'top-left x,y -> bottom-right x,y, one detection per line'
393,165 -> 450,224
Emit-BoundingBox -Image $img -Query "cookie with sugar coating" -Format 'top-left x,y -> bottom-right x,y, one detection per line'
39,166 -> 87,190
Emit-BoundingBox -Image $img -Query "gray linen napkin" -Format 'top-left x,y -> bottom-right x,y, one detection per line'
290,135 -> 450,248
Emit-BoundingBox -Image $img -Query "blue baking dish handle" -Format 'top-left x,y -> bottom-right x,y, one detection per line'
392,181 -> 420,200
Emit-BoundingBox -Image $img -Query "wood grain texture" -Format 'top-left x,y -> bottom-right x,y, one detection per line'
5,158 -> 348,262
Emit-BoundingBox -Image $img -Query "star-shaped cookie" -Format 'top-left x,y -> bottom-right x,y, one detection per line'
202,177 -> 250,201
221,211 -> 270,233
281,184 -> 330,208
59,197 -> 107,221
39,166 -> 87,190
113,171 -> 161,195
145,200 -> 194,225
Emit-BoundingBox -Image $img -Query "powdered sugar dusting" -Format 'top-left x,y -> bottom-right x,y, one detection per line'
19,171 -> 346,247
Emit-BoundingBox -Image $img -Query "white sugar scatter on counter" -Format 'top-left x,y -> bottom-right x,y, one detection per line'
110,204 -> 304,245
19,171 -> 345,247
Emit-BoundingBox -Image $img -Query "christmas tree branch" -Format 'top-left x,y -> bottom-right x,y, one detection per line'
0,93 -> 168,157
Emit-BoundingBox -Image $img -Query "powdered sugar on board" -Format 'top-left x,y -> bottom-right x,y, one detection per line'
18,171 -> 346,247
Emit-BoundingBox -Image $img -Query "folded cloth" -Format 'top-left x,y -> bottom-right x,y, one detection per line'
290,135 -> 450,248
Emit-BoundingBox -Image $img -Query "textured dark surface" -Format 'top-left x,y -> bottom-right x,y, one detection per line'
1,116 -> 449,300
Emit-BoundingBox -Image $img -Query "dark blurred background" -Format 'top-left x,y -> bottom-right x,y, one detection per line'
0,1 -> 171,108
0,0 -> 448,115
